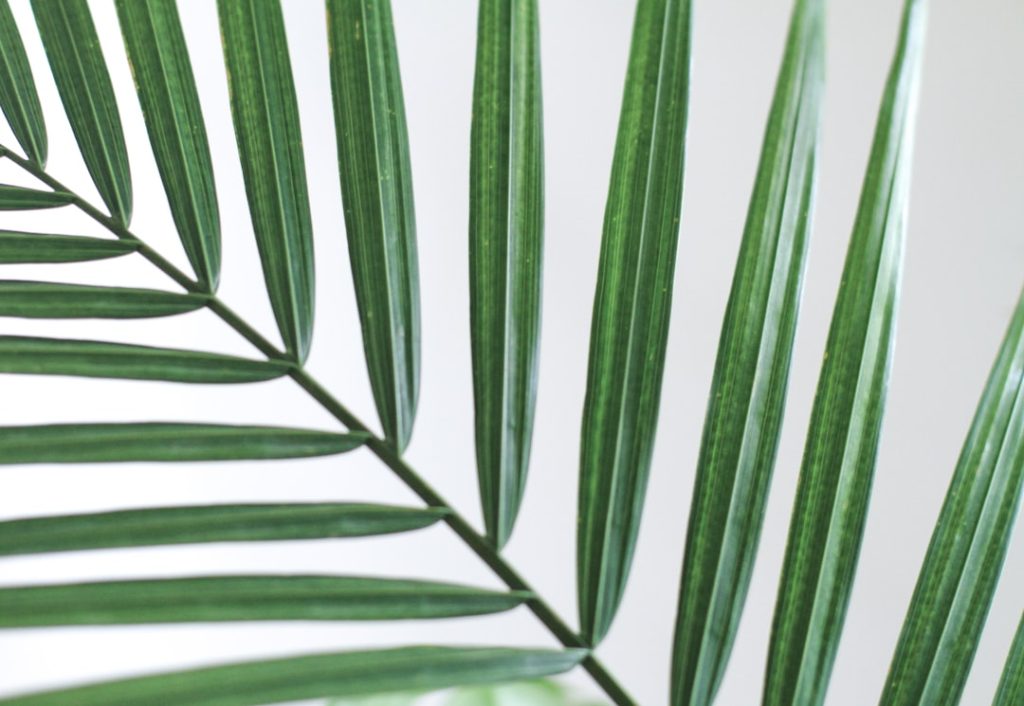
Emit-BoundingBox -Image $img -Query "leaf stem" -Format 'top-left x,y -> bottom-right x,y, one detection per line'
0,144 -> 637,706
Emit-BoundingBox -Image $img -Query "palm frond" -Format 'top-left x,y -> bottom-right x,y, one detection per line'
764,2 -> 928,704
577,0 -> 692,647
670,1 -> 824,702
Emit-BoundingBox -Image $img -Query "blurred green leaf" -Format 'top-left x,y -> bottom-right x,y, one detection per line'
994,614 -> 1024,706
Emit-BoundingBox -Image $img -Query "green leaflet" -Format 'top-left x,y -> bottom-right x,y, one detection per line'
0,0 -> 46,165
0,184 -> 73,210
0,335 -> 289,383
0,646 -> 586,706
879,288 -> 1024,706
0,503 -> 447,556
0,423 -> 368,464
31,0 -> 132,224
117,0 -> 221,291
0,281 -> 207,318
670,1 -> 825,704
0,231 -> 136,263
577,0 -> 692,646
994,614 -> 1024,706
218,0 -> 315,362
0,575 -> 530,627
764,3 -> 927,706
328,0 -> 421,451
469,0 -> 544,549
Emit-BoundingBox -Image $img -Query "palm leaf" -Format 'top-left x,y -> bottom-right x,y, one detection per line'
328,0 -> 421,451
0,184 -> 73,209
0,575 -> 529,627
0,503 -> 446,556
879,287 -> 1024,706
670,1 -> 825,703
30,0 -> 132,224
218,0 -> 315,362
0,281 -> 207,318
0,423 -> 367,464
469,0 -> 544,549
763,2 -> 928,705
0,646 -> 586,706
0,231 -> 135,263
117,0 -> 221,291
994,614 -> 1024,706
577,0 -> 692,646
0,0 -> 46,165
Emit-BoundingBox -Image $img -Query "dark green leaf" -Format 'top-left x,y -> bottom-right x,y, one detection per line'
0,646 -> 586,706
0,335 -> 289,383
328,0 -> 420,451
469,0 -> 544,549
0,281 -> 207,318
116,0 -> 220,291
670,2 -> 825,704
31,0 -> 132,224
0,503 -> 447,556
577,0 -> 692,646
879,288 -> 1024,706
0,0 -> 46,165
0,231 -> 135,263
218,0 -> 314,362
764,3 -> 927,705
0,423 -> 368,464
0,184 -> 73,210
994,614 -> 1024,706
0,575 -> 530,627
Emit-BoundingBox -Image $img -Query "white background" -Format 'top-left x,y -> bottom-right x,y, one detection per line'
1,1 -> 1022,704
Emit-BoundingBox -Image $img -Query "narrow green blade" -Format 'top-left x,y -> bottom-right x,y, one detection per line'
30,0 -> 132,224
0,503 -> 447,556
0,646 -> 585,706
328,0 -> 420,451
577,0 -> 692,646
764,3 -> 928,705
0,184 -> 73,210
117,0 -> 220,291
469,0 -> 544,549
0,423 -> 368,464
879,288 -> 1024,706
994,614 -> 1024,706
0,0 -> 46,165
0,281 -> 207,318
0,576 -> 530,627
218,0 -> 315,362
0,231 -> 135,263
670,2 -> 825,704
0,336 -> 289,383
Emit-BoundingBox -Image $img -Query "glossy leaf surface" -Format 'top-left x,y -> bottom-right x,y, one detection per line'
0,184 -> 73,210
0,335 -> 289,383
0,646 -> 586,706
0,0 -> 46,164
0,281 -> 207,318
880,288 -> 1024,706
31,0 -> 132,223
577,0 -> 692,646
328,0 -> 420,450
0,423 -> 368,464
0,575 -> 529,627
0,231 -> 135,263
117,0 -> 221,290
764,3 -> 927,705
670,1 -> 825,703
0,503 -> 447,556
219,0 -> 315,361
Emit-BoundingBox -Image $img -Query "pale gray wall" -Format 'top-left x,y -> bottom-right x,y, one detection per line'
0,1 -> 1021,704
